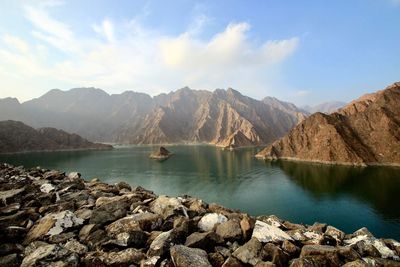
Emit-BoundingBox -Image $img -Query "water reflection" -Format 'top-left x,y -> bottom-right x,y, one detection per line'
275,160 -> 400,219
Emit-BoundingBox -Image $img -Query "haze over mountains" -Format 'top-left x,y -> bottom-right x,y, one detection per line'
0,87 -> 310,148
256,82 -> 400,166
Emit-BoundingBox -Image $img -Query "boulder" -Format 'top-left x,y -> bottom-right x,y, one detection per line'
252,220 -> 293,243
185,231 -> 221,251
232,238 -> 262,265
150,195 -> 186,219
149,147 -> 173,160
261,243 -> 290,267
216,220 -> 243,241
300,245 -> 341,266
148,230 -> 173,257
170,245 -> 212,267
198,213 -> 228,232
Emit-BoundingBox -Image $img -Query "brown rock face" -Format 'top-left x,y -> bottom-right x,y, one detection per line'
256,82 -> 400,166
0,120 -> 112,153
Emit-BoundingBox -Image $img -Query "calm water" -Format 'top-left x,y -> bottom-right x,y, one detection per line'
1,145 -> 399,240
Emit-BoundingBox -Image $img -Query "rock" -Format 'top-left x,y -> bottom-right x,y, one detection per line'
48,231 -> 75,243
325,225 -> 345,242
24,214 -> 56,244
115,181 -> 131,191
74,208 -> 92,220
149,147 -> 173,160
21,244 -> 55,267
141,256 -> 161,267
308,223 -> 327,233
170,245 -> 212,267
300,245 -> 341,266
282,240 -> 300,256
40,183 -> 55,193
240,214 -> 255,240
255,262 -> 275,267
290,255 -> 333,267
47,210 -> 84,236
337,246 -> 361,262
64,239 -> 88,255
67,172 -> 81,180
354,240 -> 381,258
148,230 -> 173,257
232,238 -> 262,265
83,248 -> 145,266
341,259 -> 369,267
208,252 -> 225,267
252,220 -> 293,243
185,231 -> 221,251
222,256 -> 244,267
0,187 -> 25,205
372,239 -> 398,259
216,220 -> 243,241
0,254 -> 20,267
79,224 -> 97,241
129,212 -> 163,231
0,203 -> 20,215
261,243 -> 290,267
90,195 -> 131,225
150,195 -> 185,219
198,213 -> 228,232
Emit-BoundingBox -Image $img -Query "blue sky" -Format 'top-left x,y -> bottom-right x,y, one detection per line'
0,0 -> 399,105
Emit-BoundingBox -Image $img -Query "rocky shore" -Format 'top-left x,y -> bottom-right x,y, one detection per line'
0,163 -> 399,267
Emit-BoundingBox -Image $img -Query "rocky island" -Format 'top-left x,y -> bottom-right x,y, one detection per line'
256,82 -> 400,166
0,163 -> 399,266
149,147 -> 173,160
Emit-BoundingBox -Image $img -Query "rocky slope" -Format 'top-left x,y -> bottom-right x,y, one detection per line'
302,101 -> 347,114
0,120 -> 112,153
0,163 -> 399,267
0,87 -> 306,148
256,82 -> 400,166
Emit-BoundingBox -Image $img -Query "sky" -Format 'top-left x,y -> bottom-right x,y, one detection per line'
0,0 -> 399,105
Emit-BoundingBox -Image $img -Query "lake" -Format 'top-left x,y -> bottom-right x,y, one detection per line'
1,145 -> 399,240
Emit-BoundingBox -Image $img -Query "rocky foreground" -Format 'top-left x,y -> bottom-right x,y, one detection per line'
0,164 -> 399,267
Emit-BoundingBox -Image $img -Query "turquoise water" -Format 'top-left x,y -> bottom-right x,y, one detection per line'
1,145 -> 399,240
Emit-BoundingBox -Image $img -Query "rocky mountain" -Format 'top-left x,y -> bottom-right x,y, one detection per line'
256,82 -> 400,166
302,101 -> 346,114
0,87 -> 307,148
0,120 -> 112,153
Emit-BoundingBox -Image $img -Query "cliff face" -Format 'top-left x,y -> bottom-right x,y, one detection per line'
0,87 -> 306,147
256,82 -> 400,166
0,120 -> 112,153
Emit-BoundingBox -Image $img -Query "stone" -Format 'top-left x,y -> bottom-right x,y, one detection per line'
341,259 -> 369,267
232,238 -> 262,266
0,203 -> 20,215
148,230 -> 172,257
115,181 -> 131,191
252,220 -> 293,243
372,239 -> 398,259
129,212 -> 163,231
64,239 -> 88,255
79,224 -> 97,241
48,231 -> 75,243
0,254 -> 20,267
83,248 -> 146,266
150,195 -> 185,219
337,246 -> 361,262
240,214 -> 255,240
170,245 -> 212,267
24,214 -> 56,244
40,183 -> 55,193
141,256 -> 161,267
216,220 -> 243,241
325,225 -> 345,241
20,244 -> 56,267
208,252 -> 225,267
185,231 -> 221,251
354,240 -> 381,258
67,172 -> 81,180
221,256 -> 244,267
282,240 -> 300,256
198,213 -> 228,232
261,243 -> 290,267
0,187 -> 25,205
290,255 -> 333,267
300,245 -> 341,266
74,208 -> 92,221
255,262 -> 275,267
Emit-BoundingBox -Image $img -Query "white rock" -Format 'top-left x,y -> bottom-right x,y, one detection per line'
303,231 -> 323,244
198,213 -> 228,232
40,183 -> 55,194
251,220 -> 293,243
343,234 -> 369,246
372,239 -> 397,259
47,210 -> 84,236
67,172 -> 81,180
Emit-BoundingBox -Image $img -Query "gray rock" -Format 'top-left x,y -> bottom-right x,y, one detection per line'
216,220 -> 242,241
150,195 -> 186,219
262,243 -> 290,267
148,230 -> 173,257
325,225 -> 345,242
64,239 -> 88,255
170,245 -> 212,267
232,238 -> 262,265
185,231 -> 221,251
198,213 -> 228,232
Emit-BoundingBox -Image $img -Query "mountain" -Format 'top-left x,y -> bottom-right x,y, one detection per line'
0,87 -> 307,148
302,101 -> 346,114
256,82 -> 400,166
0,120 -> 112,153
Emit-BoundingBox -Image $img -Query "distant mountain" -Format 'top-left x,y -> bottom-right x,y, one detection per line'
0,87 -> 307,148
0,120 -> 112,153
256,82 -> 400,166
302,101 -> 346,114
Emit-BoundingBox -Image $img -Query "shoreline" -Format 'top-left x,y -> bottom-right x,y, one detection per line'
0,163 -> 399,266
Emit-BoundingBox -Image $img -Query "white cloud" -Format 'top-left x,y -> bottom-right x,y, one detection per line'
0,5 -> 300,101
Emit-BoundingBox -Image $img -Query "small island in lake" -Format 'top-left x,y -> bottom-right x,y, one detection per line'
149,146 -> 173,160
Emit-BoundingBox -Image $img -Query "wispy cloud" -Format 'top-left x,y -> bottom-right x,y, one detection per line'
0,4 -> 300,100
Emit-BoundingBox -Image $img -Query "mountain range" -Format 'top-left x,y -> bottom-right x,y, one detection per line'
0,87 -> 309,148
0,120 -> 112,153
256,82 -> 400,166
